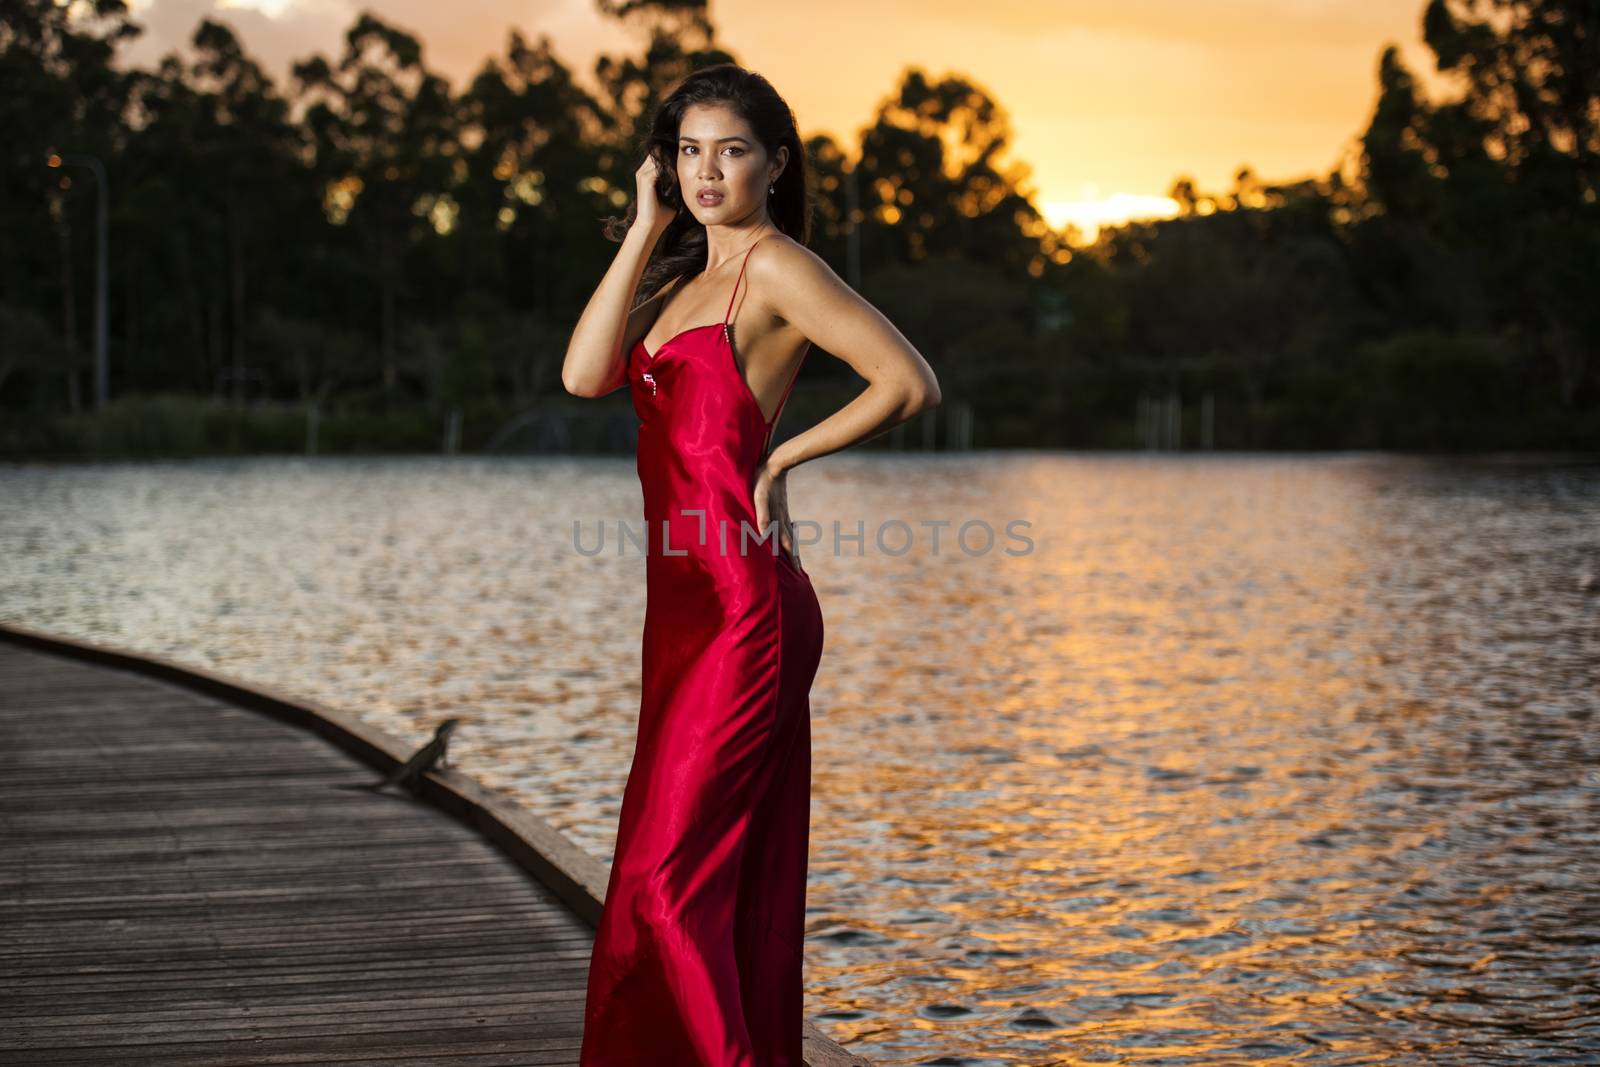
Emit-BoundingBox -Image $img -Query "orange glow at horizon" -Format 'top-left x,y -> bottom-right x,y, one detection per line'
1039,190 -> 1183,244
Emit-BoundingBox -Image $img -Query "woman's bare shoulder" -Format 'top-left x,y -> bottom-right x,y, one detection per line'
752,231 -> 822,268
748,233 -> 849,317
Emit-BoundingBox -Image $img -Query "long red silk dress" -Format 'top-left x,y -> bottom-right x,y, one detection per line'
579,237 -> 825,1065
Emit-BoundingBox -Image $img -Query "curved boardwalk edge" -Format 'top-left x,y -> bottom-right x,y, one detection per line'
0,620 -> 872,1067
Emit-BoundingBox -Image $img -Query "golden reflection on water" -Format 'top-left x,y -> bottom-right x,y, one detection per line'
2,453 -> 1596,1065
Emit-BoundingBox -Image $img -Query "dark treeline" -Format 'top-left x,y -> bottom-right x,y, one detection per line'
1,0 -> 1595,456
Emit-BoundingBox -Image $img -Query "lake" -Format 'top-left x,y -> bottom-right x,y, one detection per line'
2,452 -> 1595,1065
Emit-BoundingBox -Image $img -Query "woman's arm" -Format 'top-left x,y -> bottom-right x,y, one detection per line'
560,224 -> 669,398
561,158 -> 676,398
754,238 -> 942,477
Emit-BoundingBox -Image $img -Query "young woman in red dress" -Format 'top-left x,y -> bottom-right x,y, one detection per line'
561,63 -> 941,1066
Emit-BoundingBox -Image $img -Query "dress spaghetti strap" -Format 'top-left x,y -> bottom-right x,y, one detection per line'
722,235 -> 763,331
721,235 -> 807,443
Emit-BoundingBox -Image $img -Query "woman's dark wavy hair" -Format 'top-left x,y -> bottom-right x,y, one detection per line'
605,63 -> 813,307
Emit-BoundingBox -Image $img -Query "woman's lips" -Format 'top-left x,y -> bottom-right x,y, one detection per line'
697,191 -> 724,205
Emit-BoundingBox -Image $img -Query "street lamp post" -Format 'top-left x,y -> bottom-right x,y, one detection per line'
48,152 -> 110,411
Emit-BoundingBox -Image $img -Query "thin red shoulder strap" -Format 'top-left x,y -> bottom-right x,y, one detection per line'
722,233 -> 803,438
761,347 -> 805,439
722,235 -> 766,327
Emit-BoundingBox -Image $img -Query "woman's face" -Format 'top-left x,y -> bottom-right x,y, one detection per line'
674,102 -> 784,225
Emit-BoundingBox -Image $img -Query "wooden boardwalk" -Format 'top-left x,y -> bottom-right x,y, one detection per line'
0,624 -> 868,1066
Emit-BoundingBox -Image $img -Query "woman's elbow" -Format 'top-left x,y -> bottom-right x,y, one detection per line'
891,384 -> 937,421
909,374 -> 942,415
562,364 -> 604,398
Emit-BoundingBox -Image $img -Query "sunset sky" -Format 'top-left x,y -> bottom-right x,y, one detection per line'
119,0 -> 1456,239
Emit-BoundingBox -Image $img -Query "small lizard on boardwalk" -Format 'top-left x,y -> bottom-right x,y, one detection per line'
353,718 -> 461,794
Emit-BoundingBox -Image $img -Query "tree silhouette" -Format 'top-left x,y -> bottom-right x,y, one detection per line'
293,14 -> 456,398
1359,0 -> 1599,408
853,69 -> 1051,274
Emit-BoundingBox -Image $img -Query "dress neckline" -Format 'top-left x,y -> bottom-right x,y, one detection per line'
637,322 -> 724,363
639,233 -> 771,361
635,323 -> 780,430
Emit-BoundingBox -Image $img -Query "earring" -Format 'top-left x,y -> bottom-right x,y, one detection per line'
769,184 -> 775,195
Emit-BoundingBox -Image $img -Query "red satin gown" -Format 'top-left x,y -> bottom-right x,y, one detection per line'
579,237 -> 825,1065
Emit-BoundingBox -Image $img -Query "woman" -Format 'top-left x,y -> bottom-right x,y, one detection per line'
562,63 -> 940,1065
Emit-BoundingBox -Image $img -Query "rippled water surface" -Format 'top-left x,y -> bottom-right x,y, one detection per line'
2,453 -> 1597,1065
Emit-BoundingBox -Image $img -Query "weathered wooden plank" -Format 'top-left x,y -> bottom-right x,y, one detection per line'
6,987 -> 585,1030
7,1019 -> 587,1060
0,928 -> 594,962
6,1027 -> 588,1066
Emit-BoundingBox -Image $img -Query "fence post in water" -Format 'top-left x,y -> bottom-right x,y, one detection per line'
1202,391 -> 1215,450
444,407 -> 462,454
1166,389 -> 1181,450
951,401 -> 972,450
1139,393 -> 1160,451
306,404 -> 319,456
